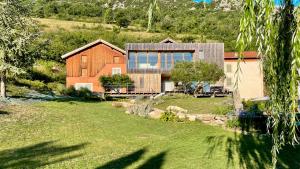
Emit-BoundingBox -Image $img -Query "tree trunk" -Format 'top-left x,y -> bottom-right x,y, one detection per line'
0,71 -> 6,99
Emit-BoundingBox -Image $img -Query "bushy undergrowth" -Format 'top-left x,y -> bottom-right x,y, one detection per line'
215,105 -> 234,115
31,60 -> 66,83
62,86 -> 100,100
160,111 -> 181,122
242,100 -> 266,114
16,79 -> 47,91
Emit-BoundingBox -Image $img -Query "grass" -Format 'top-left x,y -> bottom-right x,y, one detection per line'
0,100 -> 299,168
154,94 -> 233,115
35,18 -> 207,42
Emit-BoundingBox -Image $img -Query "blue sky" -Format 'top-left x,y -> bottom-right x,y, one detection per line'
193,0 -> 300,6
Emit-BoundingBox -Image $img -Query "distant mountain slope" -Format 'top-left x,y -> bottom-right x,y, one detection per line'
28,0 -> 244,52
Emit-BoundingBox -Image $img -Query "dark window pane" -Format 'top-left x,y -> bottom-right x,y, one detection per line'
128,52 -> 136,69
137,52 -> 147,69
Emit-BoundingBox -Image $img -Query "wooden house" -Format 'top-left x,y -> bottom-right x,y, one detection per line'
126,38 -> 224,93
62,38 -> 224,94
61,39 -> 127,92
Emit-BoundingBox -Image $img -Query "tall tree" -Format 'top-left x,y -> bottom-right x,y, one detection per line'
237,0 -> 299,168
147,0 -> 159,32
0,0 -> 39,98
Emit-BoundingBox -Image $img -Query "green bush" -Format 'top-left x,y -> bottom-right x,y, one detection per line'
7,85 -> 30,97
215,105 -> 234,115
47,82 -> 66,94
242,100 -> 266,114
31,60 -> 66,83
16,79 -> 47,91
62,86 -> 99,100
160,111 -> 180,122
62,86 -> 78,97
226,118 -> 240,128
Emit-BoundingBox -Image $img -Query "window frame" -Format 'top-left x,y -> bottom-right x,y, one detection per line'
112,67 -> 122,75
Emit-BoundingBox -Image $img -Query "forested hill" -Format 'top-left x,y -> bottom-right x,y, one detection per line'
27,0 -> 241,52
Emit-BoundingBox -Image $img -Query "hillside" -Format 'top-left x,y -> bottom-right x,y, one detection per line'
30,0 -> 242,52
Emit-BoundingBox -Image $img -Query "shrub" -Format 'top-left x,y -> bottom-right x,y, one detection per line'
77,88 -> 95,99
16,79 -> 47,91
47,82 -> 66,95
7,85 -> 30,97
215,105 -> 234,115
62,86 -> 78,97
31,60 -> 66,83
62,86 -> 99,100
160,111 -> 180,122
242,100 -> 266,114
226,118 -> 240,128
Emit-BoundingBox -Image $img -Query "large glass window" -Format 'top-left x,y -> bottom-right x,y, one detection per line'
148,53 -> 158,69
183,52 -> 193,61
137,52 -> 147,69
174,53 -> 184,64
128,52 -> 136,69
161,53 -> 166,70
167,53 -> 172,70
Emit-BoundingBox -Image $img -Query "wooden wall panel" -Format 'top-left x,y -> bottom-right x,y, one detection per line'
66,42 -> 125,78
128,73 -> 161,93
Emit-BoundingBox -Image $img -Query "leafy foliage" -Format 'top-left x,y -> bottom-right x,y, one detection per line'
62,86 -> 99,100
171,61 -> 224,92
100,74 -> 134,93
237,0 -> 299,167
115,10 -> 131,28
28,0 -> 243,51
160,111 -> 181,122
0,0 -> 39,97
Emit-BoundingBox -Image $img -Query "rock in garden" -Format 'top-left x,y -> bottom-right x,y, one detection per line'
187,114 -> 197,121
112,102 -> 133,108
176,112 -> 187,119
149,108 -> 164,119
167,106 -> 188,114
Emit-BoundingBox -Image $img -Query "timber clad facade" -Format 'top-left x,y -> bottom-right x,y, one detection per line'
62,38 -> 264,99
62,40 -> 127,92
126,39 -> 224,93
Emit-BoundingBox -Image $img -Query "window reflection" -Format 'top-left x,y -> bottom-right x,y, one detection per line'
128,51 -> 193,70
128,52 -> 136,69
138,52 -> 147,69
184,53 -> 193,61
161,53 -> 166,70
148,53 -> 158,69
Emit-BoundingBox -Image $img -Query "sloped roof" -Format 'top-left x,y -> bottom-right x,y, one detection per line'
61,39 -> 126,59
159,38 -> 177,43
224,51 -> 259,59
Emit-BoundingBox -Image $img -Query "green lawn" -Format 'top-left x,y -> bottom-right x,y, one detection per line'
0,100 -> 299,169
154,95 -> 233,115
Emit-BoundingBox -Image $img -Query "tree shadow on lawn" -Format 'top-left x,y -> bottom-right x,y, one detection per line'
96,148 -> 168,169
0,141 -> 88,168
0,110 -> 10,115
204,132 -> 300,169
